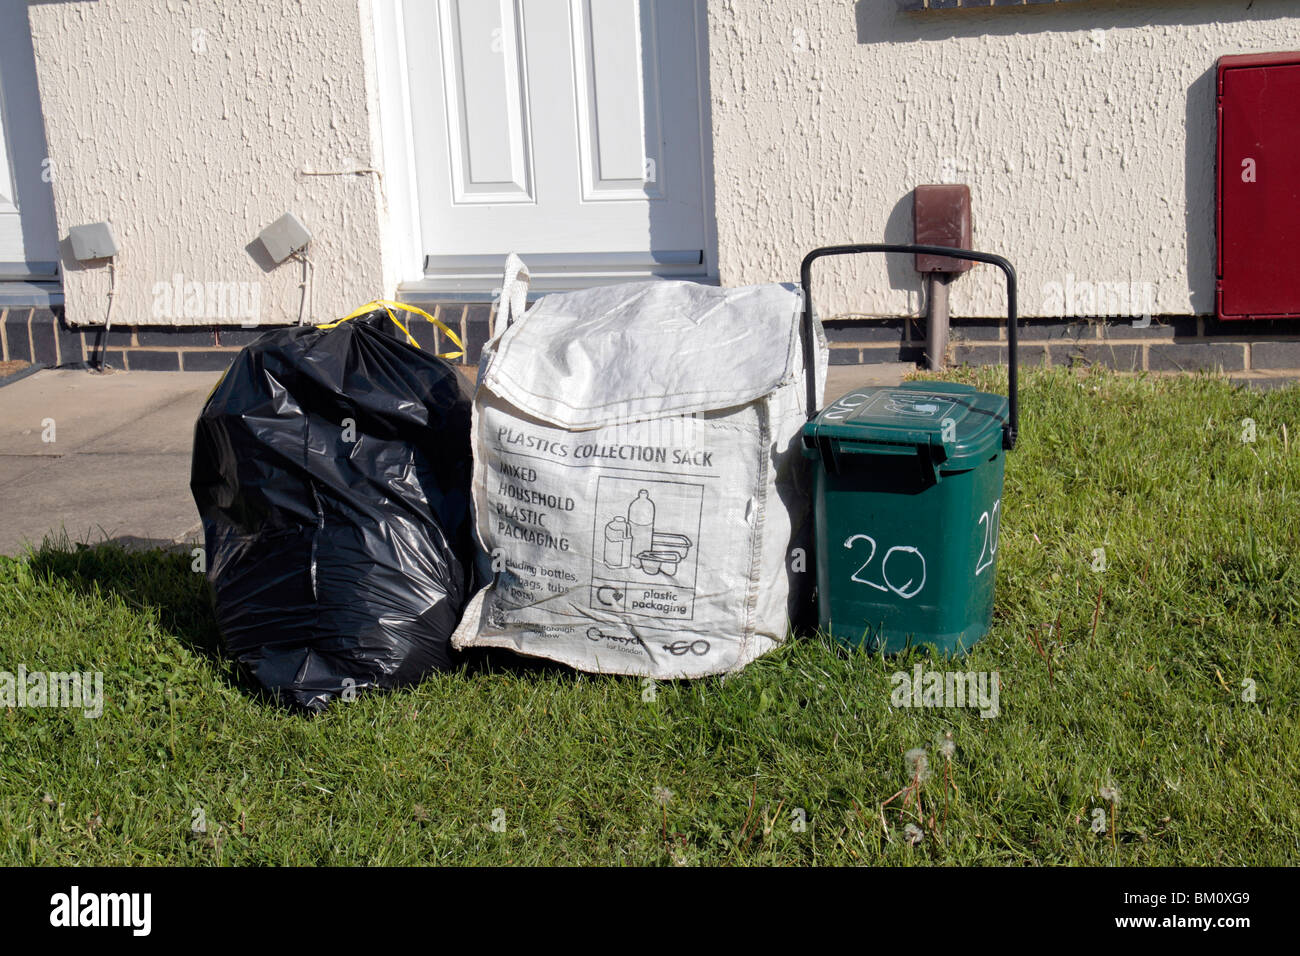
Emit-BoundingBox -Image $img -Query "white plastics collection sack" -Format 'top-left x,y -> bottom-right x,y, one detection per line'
451,256 -> 828,677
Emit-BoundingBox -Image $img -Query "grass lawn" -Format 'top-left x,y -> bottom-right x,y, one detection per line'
1,365 -> 1297,865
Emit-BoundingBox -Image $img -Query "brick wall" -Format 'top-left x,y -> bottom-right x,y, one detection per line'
824,315 -> 1300,388
0,304 -> 499,372
6,305 -> 1298,389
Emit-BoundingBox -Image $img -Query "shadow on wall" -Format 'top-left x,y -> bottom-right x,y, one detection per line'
882,193 -> 919,297
1185,64 -> 1216,316
644,0 -> 718,283
855,0 -> 1295,44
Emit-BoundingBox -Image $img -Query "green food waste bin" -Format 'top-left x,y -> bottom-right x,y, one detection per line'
799,244 -> 1020,656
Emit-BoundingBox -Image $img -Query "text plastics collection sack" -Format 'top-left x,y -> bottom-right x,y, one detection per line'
191,305 -> 477,711
452,259 -> 828,677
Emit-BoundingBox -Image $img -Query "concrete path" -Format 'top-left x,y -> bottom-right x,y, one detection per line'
0,369 -> 223,556
824,361 -> 911,401
0,361 -> 908,558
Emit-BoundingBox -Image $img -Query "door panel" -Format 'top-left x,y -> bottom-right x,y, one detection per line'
571,0 -> 661,199
439,0 -> 534,203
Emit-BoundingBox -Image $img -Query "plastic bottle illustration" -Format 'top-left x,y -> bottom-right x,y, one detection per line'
604,516 -> 631,569
627,490 -> 655,562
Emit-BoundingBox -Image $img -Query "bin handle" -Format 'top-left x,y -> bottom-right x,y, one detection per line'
837,440 -> 925,458
800,244 -> 1019,451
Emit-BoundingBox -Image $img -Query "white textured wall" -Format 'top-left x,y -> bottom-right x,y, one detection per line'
27,0 -> 386,326
707,0 -> 1300,320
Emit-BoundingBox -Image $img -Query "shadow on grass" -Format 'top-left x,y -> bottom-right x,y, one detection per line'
22,540 -> 946,715
24,537 -> 248,684
24,539 -> 584,704
25,538 -> 902,712
26,538 -> 215,651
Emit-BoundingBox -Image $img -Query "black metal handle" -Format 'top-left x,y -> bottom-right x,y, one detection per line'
800,243 -> 1019,450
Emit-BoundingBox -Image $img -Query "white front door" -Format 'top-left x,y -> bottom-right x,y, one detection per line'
386,0 -> 714,292
0,0 -> 59,280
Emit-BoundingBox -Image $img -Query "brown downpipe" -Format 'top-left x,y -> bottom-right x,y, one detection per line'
926,272 -> 949,371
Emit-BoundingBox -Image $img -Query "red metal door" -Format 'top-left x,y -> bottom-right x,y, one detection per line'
1218,53 -> 1300,320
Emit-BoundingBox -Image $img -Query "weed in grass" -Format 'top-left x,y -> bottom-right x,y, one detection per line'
937,730 -> 958,834
1098,784 -> 1122,855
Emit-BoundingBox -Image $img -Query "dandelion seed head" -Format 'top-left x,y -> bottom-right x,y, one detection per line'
652,786 -> 675,807
937,732 -> 956,761
904,747 -> 929,777
1100,785 -> 1120,805
903,823 -> 924,846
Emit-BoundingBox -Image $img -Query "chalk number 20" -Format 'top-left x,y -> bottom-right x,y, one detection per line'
844,535 -> 926,599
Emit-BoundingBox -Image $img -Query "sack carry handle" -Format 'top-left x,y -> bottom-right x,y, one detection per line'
800,243 -> 1019,451
500,253 -> 531,329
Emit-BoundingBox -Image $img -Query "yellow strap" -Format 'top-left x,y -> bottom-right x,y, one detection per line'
319,299 -> 465,360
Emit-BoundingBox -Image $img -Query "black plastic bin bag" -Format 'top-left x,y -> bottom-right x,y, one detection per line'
190,304 -> 475,711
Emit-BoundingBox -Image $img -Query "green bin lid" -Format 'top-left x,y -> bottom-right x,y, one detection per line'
804,381 -> 1008,470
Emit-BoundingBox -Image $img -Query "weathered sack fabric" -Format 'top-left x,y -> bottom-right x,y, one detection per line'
452,273 -> 827,677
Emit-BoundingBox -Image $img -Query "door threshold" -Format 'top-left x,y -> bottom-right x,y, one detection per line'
399,271 -> 718,303
0,280 -> 64,307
